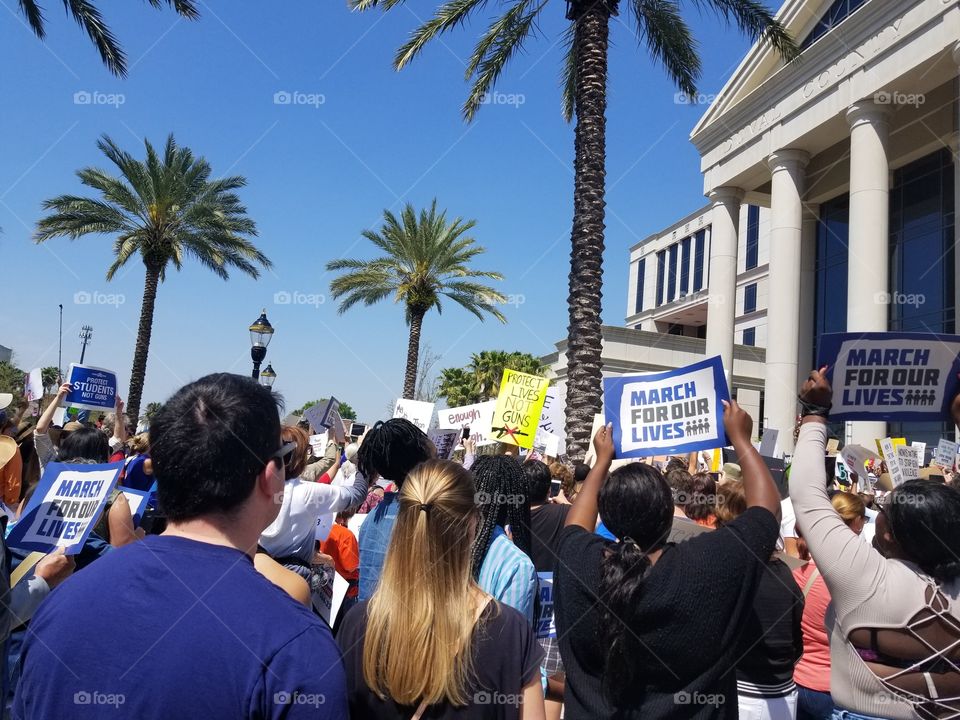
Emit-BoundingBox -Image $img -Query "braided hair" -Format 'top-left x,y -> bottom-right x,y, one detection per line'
356,418 -> 434,488
469,455 -> 532,579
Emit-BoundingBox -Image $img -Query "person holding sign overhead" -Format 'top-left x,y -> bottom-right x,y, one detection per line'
554,400 -> 782,720
791,368 -> 960,720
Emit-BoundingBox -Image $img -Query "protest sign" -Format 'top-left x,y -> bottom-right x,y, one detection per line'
7,461 -> 122,554
604,356 -> 730,459
835,455 -> 849,486
535,572 -> 556,639
394,399 -> 435,432
818,332 -> 960,421
934,439 -> 958,469
534,387 -> 567,455
878,438 -> 904,487
539,431 -> 562,458
328,408 -> 346,443
840,444 -> 879,476
304,398 -> 340,433
491,370 -> 550,449
120,487 -> 151,528
911,441 -> 926,466
24,368 -> 44,403
896,445 -> 920,482
429,429 -> 460,460
65,364 -> 117,412
437,400 -> 497,443
758,429 -> 779,458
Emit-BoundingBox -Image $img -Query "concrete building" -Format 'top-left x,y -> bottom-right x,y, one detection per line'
693,0 -> 959,451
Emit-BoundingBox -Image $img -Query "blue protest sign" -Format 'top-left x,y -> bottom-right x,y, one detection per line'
65,363 -> 118,412
536,572 -> 556,639
604,356 -> 730,459
7,461 -> 123,555
119,487 -> 151,528
817,332 -> 960,421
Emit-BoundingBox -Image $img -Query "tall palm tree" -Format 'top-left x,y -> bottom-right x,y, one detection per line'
18,0 -> 199,77
353,0 -> 796,458
327,200 -> 507,400
35,133 -> 271,422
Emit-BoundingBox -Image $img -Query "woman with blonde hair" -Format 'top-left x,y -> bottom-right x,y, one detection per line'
338,459 -> 545,719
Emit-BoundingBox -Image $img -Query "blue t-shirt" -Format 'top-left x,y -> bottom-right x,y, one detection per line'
357,492 -> 400,601
13,535 -> 347,719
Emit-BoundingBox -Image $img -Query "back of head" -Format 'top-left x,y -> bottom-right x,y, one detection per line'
364,459 -> 478,706
683,472 -> 718,521
470,455 -> 532,577
831,490 -> 866,527
150,373 -> 282,522
573,463 -> 590,484
665,468 -> 692,508
713,481 -> 747,526
58,426 -> 109,464
522,460 -> 552,505
886,480 -> 960,584
356,418 -> 433,487
280,425 -> 310,479
596,462 -> 674,707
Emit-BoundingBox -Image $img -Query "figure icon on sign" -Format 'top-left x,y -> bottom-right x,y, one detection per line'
905,389 -> 915,406
703,418 -> 711,434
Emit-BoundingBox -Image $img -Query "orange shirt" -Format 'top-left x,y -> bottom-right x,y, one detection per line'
793,562 -> 832,692
1,449 -> 22,508
320,523 -> 359,599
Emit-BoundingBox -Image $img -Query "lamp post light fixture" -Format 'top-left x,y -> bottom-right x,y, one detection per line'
249,309 -> 275,380
260,363 -> 277,388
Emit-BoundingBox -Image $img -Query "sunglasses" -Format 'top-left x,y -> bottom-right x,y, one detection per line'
268,440 -> 297,466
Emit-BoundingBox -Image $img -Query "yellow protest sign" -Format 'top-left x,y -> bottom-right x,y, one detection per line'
491,369 -> 549,449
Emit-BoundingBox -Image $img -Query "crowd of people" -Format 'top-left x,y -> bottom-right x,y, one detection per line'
0,366 -> 957,719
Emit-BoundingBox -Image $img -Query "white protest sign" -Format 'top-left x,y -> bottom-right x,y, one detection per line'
896,446 -> 920,482
7,461 -> 122,554
328,408 -> 346,443
840,444 -> 879,476
429,429 -> 460,460
879,438 -> 904,487
934,439 -> 958,469
394,398 -> 435,433
911,441 -> 926,467
534,387 -> 567,455
758,429 -> 779,458
540,431 -> 562,458
437,400 -> 497,443
24,368 -> 44,403
308,434 -> 326,456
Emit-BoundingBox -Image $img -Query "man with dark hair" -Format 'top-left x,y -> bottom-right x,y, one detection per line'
14,374 -> 347,719
356,418 -> 434,600
665,467 -> 711,543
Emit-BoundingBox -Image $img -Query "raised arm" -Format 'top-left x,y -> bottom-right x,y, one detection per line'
36,383 -> 71,435
565,423 -> 614,530
723,399 -> 780,520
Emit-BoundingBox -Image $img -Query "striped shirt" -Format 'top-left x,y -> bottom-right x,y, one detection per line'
478,527 -> 538,623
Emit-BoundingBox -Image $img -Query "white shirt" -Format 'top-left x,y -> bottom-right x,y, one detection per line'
259,474 -> 366,562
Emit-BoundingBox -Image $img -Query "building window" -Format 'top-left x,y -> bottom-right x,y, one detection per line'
656,250 -> 666,306
679,237 -> 691,295
667,244 -> 678,302
800,0 -> 869,50
668,323 -> 684,336
743,283 -> 757,314
693,230 -> 706,291
745,205 -> 760,270
813,194 -> 850,368
742,327 -> 756,346
635,259 -> 645,314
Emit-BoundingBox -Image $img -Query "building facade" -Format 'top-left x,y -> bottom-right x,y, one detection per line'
692,0 -> 959,451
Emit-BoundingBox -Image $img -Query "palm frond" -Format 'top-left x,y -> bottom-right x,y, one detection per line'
686,0 -> 797,59
395,0 -> 490,69
632,0 -> 700,99
63,0 -> 126,76
560,24 -> 578,122
19,0 -> 45,37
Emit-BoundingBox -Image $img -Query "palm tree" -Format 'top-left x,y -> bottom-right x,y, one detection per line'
41,366 -> 60,392
142,401 -> 164,425
18,0 -> 199,77
352,0 -> 795,457
327,200 -> 506,400
438,350 -> 545,405
35,133 -> 271,422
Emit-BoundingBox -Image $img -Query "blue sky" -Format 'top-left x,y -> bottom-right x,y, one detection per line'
0,1 -> 773,422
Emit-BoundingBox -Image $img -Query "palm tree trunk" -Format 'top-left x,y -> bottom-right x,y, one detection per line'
564,1 -> 613,461
403,309 -> 425,400
126,261 -> 161,424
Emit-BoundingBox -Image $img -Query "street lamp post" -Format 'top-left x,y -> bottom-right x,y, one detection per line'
249,309 -> 275,380
260,363 -> 277,388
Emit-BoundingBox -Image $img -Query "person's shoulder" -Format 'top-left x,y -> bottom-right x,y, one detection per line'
557,522 -> 602,550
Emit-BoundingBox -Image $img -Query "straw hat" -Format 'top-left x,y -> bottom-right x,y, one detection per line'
0,436 -> 18,471
0,393 -> 12,411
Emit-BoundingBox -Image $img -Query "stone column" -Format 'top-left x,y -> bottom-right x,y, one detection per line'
798,203 -> 819,393
766,150 -> 810,453
705,187 -> 744,390
846,102 -> 892,445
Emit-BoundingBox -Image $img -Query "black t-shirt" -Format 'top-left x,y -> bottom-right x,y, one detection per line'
554,506 -> 779,720
527,503 -> 570,573
337,600 -> 544,719
735,557 -> 804,691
